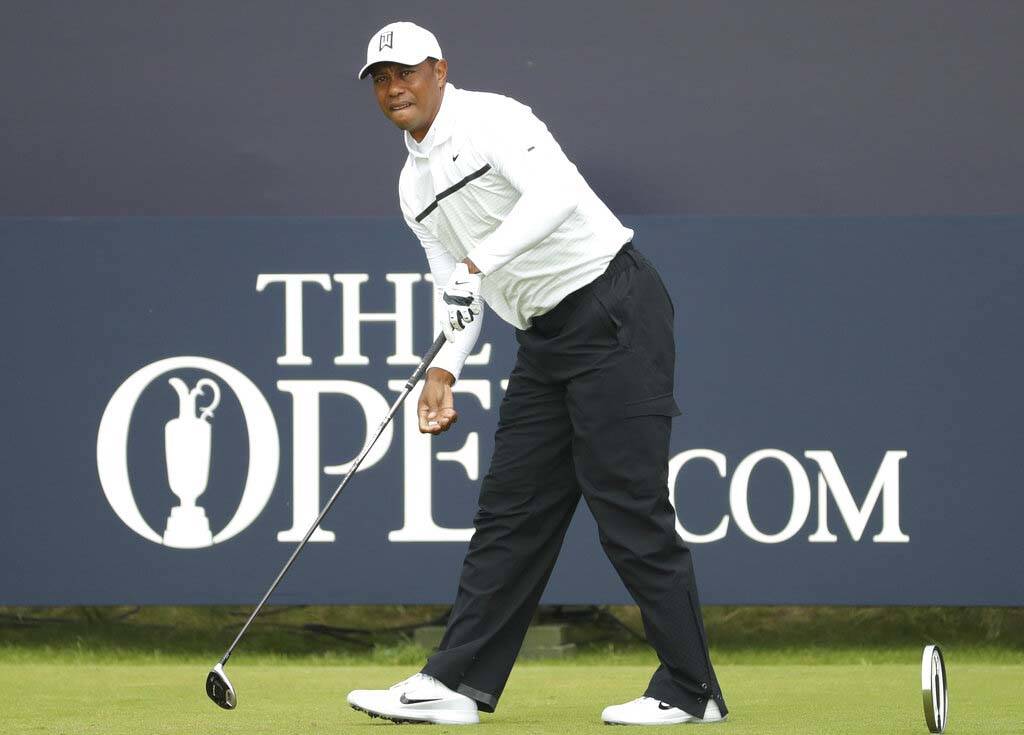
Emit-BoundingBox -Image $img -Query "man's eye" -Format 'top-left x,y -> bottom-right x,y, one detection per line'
401,69 -> 414,77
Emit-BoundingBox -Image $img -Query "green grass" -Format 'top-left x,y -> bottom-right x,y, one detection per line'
1,606 -> 1021,732
2,661 -> 1020,734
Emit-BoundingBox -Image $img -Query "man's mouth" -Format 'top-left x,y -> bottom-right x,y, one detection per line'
390,102 -> 413,112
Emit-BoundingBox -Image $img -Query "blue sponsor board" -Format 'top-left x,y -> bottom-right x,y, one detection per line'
1,216 -> 1021,605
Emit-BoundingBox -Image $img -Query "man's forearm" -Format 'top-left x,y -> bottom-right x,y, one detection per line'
463,182 -> 576,275
431,286 -> 484,379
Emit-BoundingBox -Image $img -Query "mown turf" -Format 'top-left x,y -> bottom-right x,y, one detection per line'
2,607 -> 1021,732
2,660 -> 1019,734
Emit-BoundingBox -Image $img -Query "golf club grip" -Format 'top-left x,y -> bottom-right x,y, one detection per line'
220,332 -> 448,664
409,332 -> 448,387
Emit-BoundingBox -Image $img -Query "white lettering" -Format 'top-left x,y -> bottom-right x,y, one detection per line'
276,380 -> 393,542
97,357 -> 279,547
730,449 -> 811,544
334,273 -> 421,366
806,450 -> 910,543
666,450 -> 730,543
256,274 -> 331,366
387,379 -> 490,542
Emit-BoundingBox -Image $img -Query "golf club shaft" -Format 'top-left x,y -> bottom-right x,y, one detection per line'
220,332 -> 448,665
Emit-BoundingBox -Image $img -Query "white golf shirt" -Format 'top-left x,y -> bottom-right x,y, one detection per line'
398,83 -> 633,378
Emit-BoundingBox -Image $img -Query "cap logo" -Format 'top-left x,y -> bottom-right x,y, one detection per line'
378,31 -> 394,51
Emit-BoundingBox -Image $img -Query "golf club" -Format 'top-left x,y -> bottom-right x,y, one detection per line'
206,332 -> 448,710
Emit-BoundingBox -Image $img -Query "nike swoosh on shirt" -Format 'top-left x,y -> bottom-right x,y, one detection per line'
400,694 -> 443,705
452,153 -> 460,161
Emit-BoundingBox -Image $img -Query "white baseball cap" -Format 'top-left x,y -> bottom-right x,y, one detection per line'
358,21 -> 443,80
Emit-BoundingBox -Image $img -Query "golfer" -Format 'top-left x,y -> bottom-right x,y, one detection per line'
347,21 -> 728,726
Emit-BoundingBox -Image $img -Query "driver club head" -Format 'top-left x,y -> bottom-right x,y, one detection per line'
206,663 -> 236,710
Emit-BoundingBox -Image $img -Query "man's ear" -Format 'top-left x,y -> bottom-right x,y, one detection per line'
435,59 -> 448,88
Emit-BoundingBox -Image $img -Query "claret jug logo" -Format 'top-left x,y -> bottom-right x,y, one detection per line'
97,357 -> 280,549
163,377 -> 220,547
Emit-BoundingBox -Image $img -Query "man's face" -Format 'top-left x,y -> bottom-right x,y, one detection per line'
369,59 -> 447,142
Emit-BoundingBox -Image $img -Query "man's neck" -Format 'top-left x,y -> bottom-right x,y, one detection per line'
411,87 -> 446,142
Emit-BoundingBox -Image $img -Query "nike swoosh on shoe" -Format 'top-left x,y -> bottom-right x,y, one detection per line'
399,694 -> 443,705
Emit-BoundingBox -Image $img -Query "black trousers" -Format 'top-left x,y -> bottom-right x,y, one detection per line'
421,244 -> 727,718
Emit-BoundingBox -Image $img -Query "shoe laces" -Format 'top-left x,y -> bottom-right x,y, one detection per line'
628,696 -> 654,706
390,673 -> 431,690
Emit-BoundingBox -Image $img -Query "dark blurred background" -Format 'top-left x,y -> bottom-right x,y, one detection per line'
2,0 -> 1022,217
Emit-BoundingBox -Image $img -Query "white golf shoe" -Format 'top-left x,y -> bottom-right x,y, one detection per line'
347,672 -> 480,725
601,696 -> 725,725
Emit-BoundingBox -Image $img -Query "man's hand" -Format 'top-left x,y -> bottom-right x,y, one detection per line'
441,262 -> 482,341
418,367 -> 458,434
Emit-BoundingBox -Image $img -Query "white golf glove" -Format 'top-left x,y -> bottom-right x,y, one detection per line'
441,262 -> 482,341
